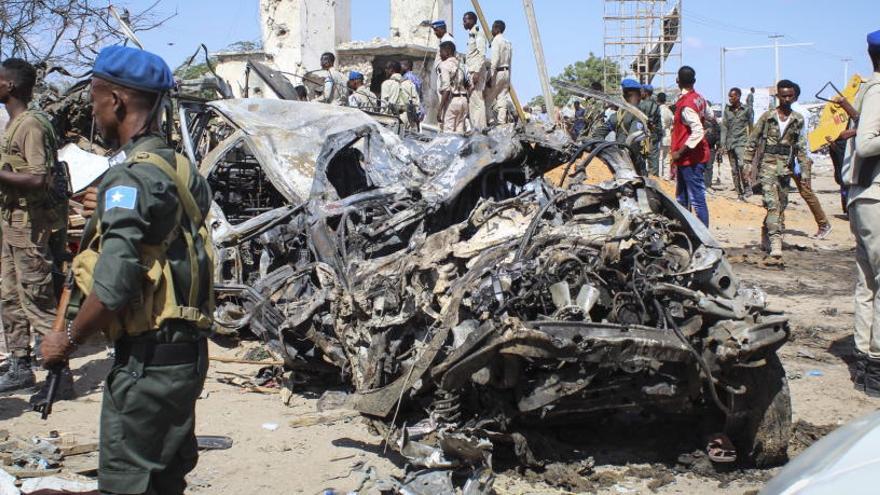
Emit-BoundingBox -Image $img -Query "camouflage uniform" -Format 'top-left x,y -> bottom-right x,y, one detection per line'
744,109 -> 811,253
720,103 -> 753,197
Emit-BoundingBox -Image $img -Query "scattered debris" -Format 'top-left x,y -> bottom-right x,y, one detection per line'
196,436 -> 234,451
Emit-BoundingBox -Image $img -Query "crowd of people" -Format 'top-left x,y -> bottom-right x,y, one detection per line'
307,13 -> 514,134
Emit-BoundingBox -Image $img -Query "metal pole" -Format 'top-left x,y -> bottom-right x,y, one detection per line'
470,0 -> 526,122
769,34 -> 783,84
720,47 -> 725,105
522,0 -> 554,111
843,57 -> 852,84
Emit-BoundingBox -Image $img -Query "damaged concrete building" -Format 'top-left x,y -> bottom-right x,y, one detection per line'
216,0 -> 452,122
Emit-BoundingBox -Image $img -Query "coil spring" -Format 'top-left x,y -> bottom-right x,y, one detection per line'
431,389 -> 462,424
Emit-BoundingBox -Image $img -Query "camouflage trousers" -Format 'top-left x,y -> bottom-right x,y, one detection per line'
0,238 -> 57,357
760,168 -> 790,241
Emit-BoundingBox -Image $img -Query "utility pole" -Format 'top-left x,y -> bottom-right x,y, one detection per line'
522,0 -> 554,111
769,34 -> 784,84
842,57 -> 852,84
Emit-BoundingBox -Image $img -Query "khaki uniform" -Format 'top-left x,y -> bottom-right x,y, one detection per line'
319,68 -> 349,106
0,112 -> 61,357
78,135 -> 213,494
438,57 -> 468,134
349,85 -> 377,110
485,32 -> 512,124
381,74 -> 403,115
744,109 -> 811,245
465,26 -> 488,130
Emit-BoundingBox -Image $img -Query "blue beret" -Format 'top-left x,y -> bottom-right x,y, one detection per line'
642,84 -> 653,91
349,71 -> 364,81
621,78 -> 641,90
869,30 -> 880,49
431,20 -> 447,29
93,45 -> 174,93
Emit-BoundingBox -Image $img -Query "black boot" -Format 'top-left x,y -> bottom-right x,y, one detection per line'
0,355 -> 36,394
29,366 -> 76,407
866,357 -> 880,398
852,350 -> 867,391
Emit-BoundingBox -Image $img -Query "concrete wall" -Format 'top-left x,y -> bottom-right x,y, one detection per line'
260,0 -> 352,77
389,0 -> 453,47
215,52 -> 273,99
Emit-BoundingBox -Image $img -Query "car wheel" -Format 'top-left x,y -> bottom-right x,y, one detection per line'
725,353 -> 792,467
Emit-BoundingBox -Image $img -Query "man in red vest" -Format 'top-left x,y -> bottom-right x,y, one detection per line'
669,66 -> 711,226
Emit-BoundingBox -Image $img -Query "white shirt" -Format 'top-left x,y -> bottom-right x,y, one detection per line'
490,32 -> 512,73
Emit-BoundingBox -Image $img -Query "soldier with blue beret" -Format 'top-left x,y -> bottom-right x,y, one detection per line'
40,45 -> 214,495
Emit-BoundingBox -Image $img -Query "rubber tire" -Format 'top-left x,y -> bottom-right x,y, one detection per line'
725,353 -> 792,467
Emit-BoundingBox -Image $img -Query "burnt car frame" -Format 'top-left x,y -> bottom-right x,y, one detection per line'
180,99 -> 792,483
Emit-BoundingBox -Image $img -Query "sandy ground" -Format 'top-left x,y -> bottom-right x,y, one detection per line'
2,154 -> 877,494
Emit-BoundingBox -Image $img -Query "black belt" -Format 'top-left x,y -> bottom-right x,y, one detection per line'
452,93 -> 467,97
496,67 -> 510,72
115,338 -> 206,367
764,144 -> 792,155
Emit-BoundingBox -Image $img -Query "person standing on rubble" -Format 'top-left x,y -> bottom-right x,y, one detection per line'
0,57 -> 69,399
743,79 -> 811,258
347,71 -> 376,111
316,52 -> 348,106
437,41 -> 468,134
592,78 -> 649,172
669,66 -> 711,227
432,20 -> 455,82
639,84 -> 662,176
462,11 -> 488,130
40,45 -> 214,494
837,30 -> 880,396
720,87 -> 752,200
485,19 -> 512,125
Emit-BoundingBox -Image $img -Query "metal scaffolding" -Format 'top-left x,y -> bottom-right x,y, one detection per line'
603,0 -> 682,93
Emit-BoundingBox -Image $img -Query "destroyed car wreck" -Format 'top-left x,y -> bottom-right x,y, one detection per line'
183,100 -> 792,491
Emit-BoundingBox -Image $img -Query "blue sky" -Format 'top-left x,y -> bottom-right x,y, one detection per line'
132,0 -> 877,104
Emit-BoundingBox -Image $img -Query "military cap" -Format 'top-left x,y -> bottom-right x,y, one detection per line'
642,84 -> 653,92
621,78 -> 641,90
349,71 -> 364,81
93,45 -> 174,93
869,30 -> 880,49
431,20 -> 447,29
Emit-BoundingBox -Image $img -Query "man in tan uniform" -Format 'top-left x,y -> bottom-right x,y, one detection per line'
462,11 -> 488,130
380,60 -> 419,129
316,52 -> 348,106
437,41 -> 468,134
0,58 -> 67,396
485,20 -> 512,125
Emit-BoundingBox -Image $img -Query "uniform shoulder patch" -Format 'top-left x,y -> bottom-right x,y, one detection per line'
105,185 -> 138,211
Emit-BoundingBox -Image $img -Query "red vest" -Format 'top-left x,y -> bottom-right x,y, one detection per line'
671,90 -> 711,166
